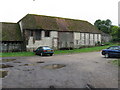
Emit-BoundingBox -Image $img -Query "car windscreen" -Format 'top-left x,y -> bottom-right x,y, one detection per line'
108,46 -> 120,50
43,47 -> 51,49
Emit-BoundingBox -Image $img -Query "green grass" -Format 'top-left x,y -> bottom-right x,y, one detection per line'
1,45 -> 110,57
1,52 -> 35,57
111,60 -> 120,66
54,45 -> 110,54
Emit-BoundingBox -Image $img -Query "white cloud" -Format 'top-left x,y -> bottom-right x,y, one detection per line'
0,0 -> 119,25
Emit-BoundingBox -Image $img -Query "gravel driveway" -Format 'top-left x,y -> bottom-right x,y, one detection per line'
1,52 -> 118,88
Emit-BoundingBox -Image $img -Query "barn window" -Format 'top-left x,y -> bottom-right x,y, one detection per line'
45,31 -> 50,37
97,34 -> 99,40
76,40 -> 79,45
84,33 -> 86,44
89,34 -> 90,44
80,33 -> 82,40
35,31 -> 41,40
93,34 -> 95,40
30,30 -> 33,36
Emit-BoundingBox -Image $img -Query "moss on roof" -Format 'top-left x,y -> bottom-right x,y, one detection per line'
1,22 -> 23,41
19,14 -> 101,33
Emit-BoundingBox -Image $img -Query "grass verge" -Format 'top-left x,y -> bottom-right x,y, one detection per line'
54,45 -> 110,54
0,45 -> 110,57
0,52 -> 35,57
111,59 -> 120,66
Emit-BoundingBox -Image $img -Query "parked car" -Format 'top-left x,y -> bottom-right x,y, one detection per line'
34,46 -> 54,56
101,46 -> 120,58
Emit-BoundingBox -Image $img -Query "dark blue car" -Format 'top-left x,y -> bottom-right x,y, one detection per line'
101,46 -> 120,58
34,46 -> 54,56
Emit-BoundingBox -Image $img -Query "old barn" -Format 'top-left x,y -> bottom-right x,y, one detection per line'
18,14 -> 101,51
1,14 -> 102,52
0,22 -> 24,52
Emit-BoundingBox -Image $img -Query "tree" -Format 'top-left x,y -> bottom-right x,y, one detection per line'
111,26 -> 118,36
94,19 -> 112,34
94,19 -> 101,30
105,19 -> 112,26
94,19 -> 120,42
111,25 -> 120,42
117,27 -> 120,41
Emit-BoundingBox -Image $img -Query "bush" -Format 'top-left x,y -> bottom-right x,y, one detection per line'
111,38 -> 120,42
95,41 -> 101,46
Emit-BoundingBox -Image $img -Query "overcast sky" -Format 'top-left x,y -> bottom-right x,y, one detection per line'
0,0 -> 119,26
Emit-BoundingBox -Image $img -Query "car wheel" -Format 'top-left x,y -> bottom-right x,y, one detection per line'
105,53 -> 109,58
50,54 -> 53,56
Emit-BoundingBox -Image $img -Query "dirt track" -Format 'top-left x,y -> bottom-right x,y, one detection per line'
1,52 -> 118,88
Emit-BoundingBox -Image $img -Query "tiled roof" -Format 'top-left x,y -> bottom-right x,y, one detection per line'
1,22 -> 23,41
19,14 -> 101,33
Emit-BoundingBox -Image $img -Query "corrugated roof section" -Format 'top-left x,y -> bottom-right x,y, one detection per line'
19,14 -> 101,33
2,22 -> 23,41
